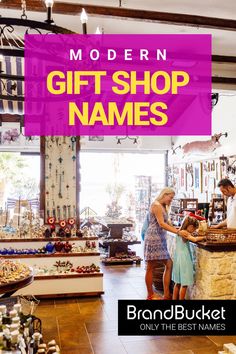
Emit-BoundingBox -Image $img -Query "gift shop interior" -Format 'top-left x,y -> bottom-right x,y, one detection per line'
0,1 -> 236,353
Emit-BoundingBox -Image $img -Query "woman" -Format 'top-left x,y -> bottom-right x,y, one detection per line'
144,187 -> 190,300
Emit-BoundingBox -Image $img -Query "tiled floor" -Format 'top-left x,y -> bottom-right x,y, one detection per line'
34,264 -> 236,354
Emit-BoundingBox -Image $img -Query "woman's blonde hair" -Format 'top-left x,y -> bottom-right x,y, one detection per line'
155,187 -> 175,202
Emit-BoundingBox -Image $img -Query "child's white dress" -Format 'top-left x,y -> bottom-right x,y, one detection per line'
172,236 -> 194,286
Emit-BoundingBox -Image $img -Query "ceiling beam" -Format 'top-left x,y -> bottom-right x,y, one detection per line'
0,114 -> 22,122
1,1 -> 236,32
212,77 -> 236,84
0,74 -> 24,81
212,55 -> 236,63
1,49 -> 236,64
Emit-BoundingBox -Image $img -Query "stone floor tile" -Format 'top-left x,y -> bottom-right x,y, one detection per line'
208,335 -> 236,347
89,331 -> 126,354
178,336 -> 219,350
85,319 -> 117,333
59,325 -> 91,347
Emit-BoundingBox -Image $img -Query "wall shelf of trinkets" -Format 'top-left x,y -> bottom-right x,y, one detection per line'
0,237 -> 103,298
169,198 -> 198,226
210,198 -> 226,224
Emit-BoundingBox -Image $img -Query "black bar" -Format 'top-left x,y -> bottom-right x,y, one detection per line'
118,300 -> 236,336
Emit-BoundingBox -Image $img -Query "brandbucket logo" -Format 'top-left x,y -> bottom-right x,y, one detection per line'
24,34 -> 212,136
118,300 -> 236,336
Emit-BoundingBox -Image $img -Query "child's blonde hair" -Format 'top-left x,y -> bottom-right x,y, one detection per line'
180,216 -> 199,230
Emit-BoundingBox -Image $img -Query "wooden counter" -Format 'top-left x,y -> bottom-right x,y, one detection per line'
166,232 -> 236,299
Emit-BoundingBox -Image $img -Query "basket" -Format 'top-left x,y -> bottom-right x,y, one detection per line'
201,228 -> 236,244
18,295 -> 40,316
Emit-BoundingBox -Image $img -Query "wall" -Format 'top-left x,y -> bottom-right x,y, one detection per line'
0,123 -> 171,153
80,136 -> 171,152
170,93 -> 236,162
167,93 -> 236,202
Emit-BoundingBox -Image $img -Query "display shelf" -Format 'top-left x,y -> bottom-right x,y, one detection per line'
211,198 -> 226,224
100,239 -> 141,258
2,238 -> 103,297
101,240 -> 140,246
102,257 -> 142,265
0,237 -> 98,242
35,273 -> 103,280
0,252 -> 100,258
14,273 -> 103,297
106,223 -> 133,239
170,198 -> 198,226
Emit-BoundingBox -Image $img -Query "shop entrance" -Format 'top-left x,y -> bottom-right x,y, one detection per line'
80,151 -> 165,232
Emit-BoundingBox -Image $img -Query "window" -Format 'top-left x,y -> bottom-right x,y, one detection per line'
0,152 -> 40,225
80,152 -> 165,222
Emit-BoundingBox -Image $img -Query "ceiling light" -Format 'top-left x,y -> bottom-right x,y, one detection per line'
95,27 -> 101,34
45,0 -> 54,24
80,8 -> 88,34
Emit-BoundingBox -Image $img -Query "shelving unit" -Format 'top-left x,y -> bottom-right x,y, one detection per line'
100,239 -> 142,265
211,198 -> 226,224
170,198 -> 198,226
0,237 -> 103,298
100,240 -> 140,257
97,218 -> 142,265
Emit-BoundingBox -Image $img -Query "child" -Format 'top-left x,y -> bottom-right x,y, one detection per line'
172,216 -> 205,300
141,211 -> 150,241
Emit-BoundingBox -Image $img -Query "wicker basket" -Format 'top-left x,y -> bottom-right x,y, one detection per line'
199,228 -> 236,244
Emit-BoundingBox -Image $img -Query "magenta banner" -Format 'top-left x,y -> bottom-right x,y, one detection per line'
24,34 -> 212,136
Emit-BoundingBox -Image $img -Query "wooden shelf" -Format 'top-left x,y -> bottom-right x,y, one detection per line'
1,237 -> 104,297
102,260 -> 141,265
193,241 -> 236,252
35,273 -> 103,280
102,258 -> 142,265
32,291 -> 104,299
0,252 -> 100,258
0,237 -> 98,242
100,240 -> 141,246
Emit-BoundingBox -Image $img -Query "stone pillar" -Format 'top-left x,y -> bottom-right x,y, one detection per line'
189,248 -> 236,299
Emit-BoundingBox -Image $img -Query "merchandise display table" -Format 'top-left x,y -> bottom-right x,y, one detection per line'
0,272 -> 34,298
100,239 -> 142,265
106,222 -> 133,238
101,240 -> 141,256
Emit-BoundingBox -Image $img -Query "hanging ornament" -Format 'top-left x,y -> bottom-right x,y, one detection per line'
71,137 -> 76,151
59,220 -> 67,228
49,162 -> 52,177
68,218 -> 75,226
63,205 -> 67,219
57,206 -> 61,221
66,184 -> 69,199
48,217 -> 55,225
58,175 -> 63,199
